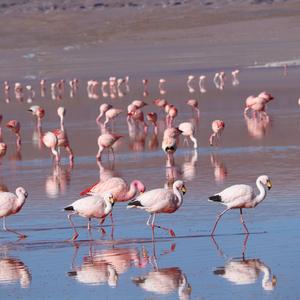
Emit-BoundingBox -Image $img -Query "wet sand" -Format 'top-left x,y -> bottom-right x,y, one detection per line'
1,1 -> 300,299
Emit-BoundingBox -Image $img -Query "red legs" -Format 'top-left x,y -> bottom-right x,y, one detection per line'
87,218 -> 92,231
67,212 -> 79,241
2,217 -> 27,239
242,233 -> 249,259
210,207 -> 231,236
65,144 -> 74,167
209,133 -> 216,146
239,208 -> 249,234
146,213 -> 176,238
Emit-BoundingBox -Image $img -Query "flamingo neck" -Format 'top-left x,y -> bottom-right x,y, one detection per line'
173,186 -> 183,208
0,128 -> 2,142
15,191 -> 26,208
123,181 -> 139,201
104,199 -> 113,215
259,264 -> 273,290
59,115 -> 64,131
253,178 -> 267,207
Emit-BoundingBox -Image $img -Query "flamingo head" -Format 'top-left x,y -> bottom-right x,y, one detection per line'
173,180 -> 187,195
57,107 -> 66,118
133,180 -> 146,193
6,120 -> 20,133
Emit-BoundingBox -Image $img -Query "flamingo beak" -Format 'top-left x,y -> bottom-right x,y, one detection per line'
272,275 -> 277,286
267,179 -> 272,190
181,185 -> 187,195
109,196 -> 115,204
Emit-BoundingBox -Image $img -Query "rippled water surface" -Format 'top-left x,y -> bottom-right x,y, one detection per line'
0,66 -> 300,299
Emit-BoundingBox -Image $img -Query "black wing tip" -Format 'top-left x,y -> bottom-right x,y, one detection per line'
64,205 -> 74,211
213,268 -> 225,275
127,200 -> 143,208
208,195 -> 222,202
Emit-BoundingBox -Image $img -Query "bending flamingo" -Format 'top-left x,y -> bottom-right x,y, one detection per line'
209,120 -> 225,146
96,133 -> 122,161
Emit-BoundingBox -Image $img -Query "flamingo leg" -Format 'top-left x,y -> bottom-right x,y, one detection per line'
209,133 -> 216,146
67,213 -> 79,240
150,213 -> 176,237
96,146 -> 103,160
87,218 -> 91,231
65,144 -> 74,166
239,208 -> 249,234
211,207 -> 231,236
109,212 -> 114,225
2,217 -> 27,239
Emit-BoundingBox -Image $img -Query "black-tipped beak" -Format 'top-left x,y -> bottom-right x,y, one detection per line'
267,180 -> 272,190
181,186 -> 187,195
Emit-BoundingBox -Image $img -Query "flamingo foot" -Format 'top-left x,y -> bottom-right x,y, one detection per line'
169,229 -> 176,237
71,233 -> 79,241
100,228 -> 106,235
19,234 -> 27,239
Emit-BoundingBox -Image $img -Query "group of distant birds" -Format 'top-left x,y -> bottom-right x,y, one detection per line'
0,70 -> 276,242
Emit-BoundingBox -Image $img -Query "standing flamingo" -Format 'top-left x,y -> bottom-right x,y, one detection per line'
162,127 -> 182,166
6,120 -> 21,148
104,108 -> 122,127
96,133 -> 122,161
186,99 -> 200,118
209,120 -> 225,146
0,115 -> 7,158
0,187 -> 28,238
147,112 -> 158,134
64,192 -> 115,240
178,122 -> 197,148
96,103 -> 113,123
127,180 -> 186,238
209,175 -> 272,235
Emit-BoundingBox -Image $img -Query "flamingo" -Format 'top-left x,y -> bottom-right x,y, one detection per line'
231,69 -> 240,86
6,120 -> 21,148
127,104 -> 148,132
209,175 -> 272,235
153,98 -> 168,110
96,103 -> 113,123
64,192 -> 115,240
209,120 -> 225,146
162,127 -> 182,166
127,180 -> 186,238
186,99 -> 200,118
0,187 -> 28,238
165,104 -> 178,128
244,91 -> 274,116
187,75 -> 195,93
131,100 -> 147,109
104,108 -> 122,127
96,133 -> 122,160
199,75 -> 207,93
158,79 -> 166,94
42,131 -> 60,163
80,177 -> 146,223
178,122 -> 197,149
147,112 -> 158,134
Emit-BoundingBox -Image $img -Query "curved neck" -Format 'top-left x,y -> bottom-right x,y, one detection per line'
104,199 -> 112,215
123,182 -> 139,201
259,264 -> 272,289
59,115 -> 64,131
16,192 -> 26,208
253,178 -> 267,207
173,186 -> 183,207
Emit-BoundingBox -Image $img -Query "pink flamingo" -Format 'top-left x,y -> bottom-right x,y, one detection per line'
42,131 -> 60,163
153,98 -> 168,111
244,91 -> 274,116
158,78 -> 166,94
127,104 -> 148,133
104,108 -> 122,127
199,75 -> 207,93
127,180 -> 186,238
28,105 -> 45,128
96,103 -> 113,123
147,112 -> 158,134
187,75 -> 195,93
80,177 -> 145,223
96,133 -> 122,160
231,69 -> 240,86
162,127 -> 182,166
131,100 -> 148,109
165,104 -> 178,128
186,99 -> 200,118
0,187 -> 28,238
6,120 -> 21,148
178,122 -> 197,148
4,81 -> 10,93
53,107 -> 74,165
209,120 -> 225,146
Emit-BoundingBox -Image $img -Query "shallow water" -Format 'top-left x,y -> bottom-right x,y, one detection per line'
0,66 -> 300,299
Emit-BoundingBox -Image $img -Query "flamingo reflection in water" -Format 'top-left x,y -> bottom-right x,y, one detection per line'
244,113 -> 271,140
68,242 -> 155,287
210,153 -> 228,184
45,164 -> 72,199
212,235 -> 277,291
132,242 -> 192,300
0,256 -> 31,288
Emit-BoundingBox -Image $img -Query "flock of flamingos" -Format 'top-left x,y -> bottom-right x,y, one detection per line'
0,70 -> 275,243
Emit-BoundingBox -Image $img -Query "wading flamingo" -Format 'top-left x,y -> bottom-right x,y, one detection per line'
96,133 -> 122,161
178,122 -> 197,149
209,175 -> 272,235
127,180 -> 186,238
64,192 -> 115,240
0,187 -> 28,238
209,120 -> 225,146
6,120 -> 21,148
162,127 -> 182,166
